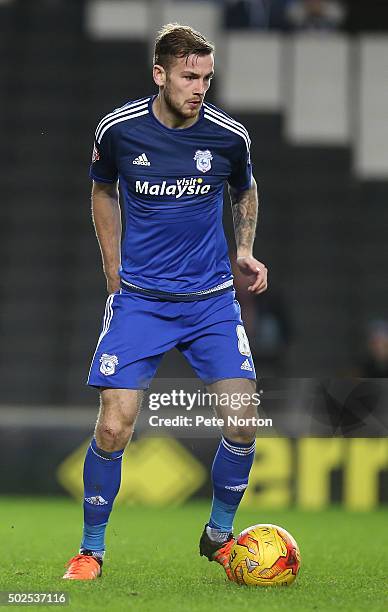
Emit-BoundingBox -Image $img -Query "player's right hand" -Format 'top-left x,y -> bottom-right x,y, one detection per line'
106,276 -> 120,294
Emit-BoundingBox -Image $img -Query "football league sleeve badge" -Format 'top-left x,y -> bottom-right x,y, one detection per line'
92,143 -> 100,163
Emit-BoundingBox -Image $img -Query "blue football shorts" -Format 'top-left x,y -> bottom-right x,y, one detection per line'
87,289 -> 256,389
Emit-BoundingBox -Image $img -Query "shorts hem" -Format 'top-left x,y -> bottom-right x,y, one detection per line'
87,381 -> 150,391
201,374 -> 257,385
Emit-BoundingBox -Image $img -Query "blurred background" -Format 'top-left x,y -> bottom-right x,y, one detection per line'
0,0 -> 388,507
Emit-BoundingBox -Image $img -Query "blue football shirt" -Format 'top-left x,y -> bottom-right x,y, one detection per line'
90,95 -> 252,301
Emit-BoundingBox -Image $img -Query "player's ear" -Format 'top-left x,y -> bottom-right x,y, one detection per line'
153,64 -> 166,87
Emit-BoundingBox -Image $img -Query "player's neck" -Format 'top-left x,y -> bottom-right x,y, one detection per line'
153,94 -> 199,130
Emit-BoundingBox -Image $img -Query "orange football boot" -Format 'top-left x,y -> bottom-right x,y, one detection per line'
62,553 -> 102,580
199,526 -> 235,581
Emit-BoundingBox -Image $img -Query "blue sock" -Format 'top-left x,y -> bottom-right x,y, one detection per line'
209,436 -> 255,533
81,438 -> 124,554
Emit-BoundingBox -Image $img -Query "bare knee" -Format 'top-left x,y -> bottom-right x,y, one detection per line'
94,388 -> 142,452
223,403 -> 258,444
224,424 -> 257,444
95,420 -> 134,451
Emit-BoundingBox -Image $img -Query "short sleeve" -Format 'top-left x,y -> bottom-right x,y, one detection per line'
228,135 -> 252,192
89,128 -> 118,184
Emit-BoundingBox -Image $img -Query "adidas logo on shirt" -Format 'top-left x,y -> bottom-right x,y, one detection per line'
240,359 -> 253,372
133,153 -> 151,166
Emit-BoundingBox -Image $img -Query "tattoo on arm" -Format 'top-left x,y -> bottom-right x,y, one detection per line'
229,177 -> 258,256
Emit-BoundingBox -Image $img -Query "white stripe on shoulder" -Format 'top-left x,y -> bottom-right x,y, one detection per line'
203,104 -> 250,144
204,107 -> 251,147
96,102 -> 149,141
95,98 -> 150,139
204,113 -> 250,152
204,103 -> 250,133
97,109 -> 149,143
96,102 -> 148,142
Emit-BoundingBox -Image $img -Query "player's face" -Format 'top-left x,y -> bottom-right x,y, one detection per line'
163,53 -> 214,121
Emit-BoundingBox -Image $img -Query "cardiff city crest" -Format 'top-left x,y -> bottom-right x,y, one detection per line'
99,353 -> 118,376
194,149 -> 213,173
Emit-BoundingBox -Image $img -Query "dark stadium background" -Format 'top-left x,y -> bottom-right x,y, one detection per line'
0,0 -> 387,509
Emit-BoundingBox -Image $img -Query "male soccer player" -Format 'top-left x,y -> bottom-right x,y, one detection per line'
63,23 -> 268,581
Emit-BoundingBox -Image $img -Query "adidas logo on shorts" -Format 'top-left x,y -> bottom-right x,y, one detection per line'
133,153 -> 150,166
240,359 -> 253,371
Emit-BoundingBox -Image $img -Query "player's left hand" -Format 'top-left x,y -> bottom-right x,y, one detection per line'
236,256 -> 268,294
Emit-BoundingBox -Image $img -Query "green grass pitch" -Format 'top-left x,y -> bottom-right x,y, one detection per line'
1,497 -> 388,611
